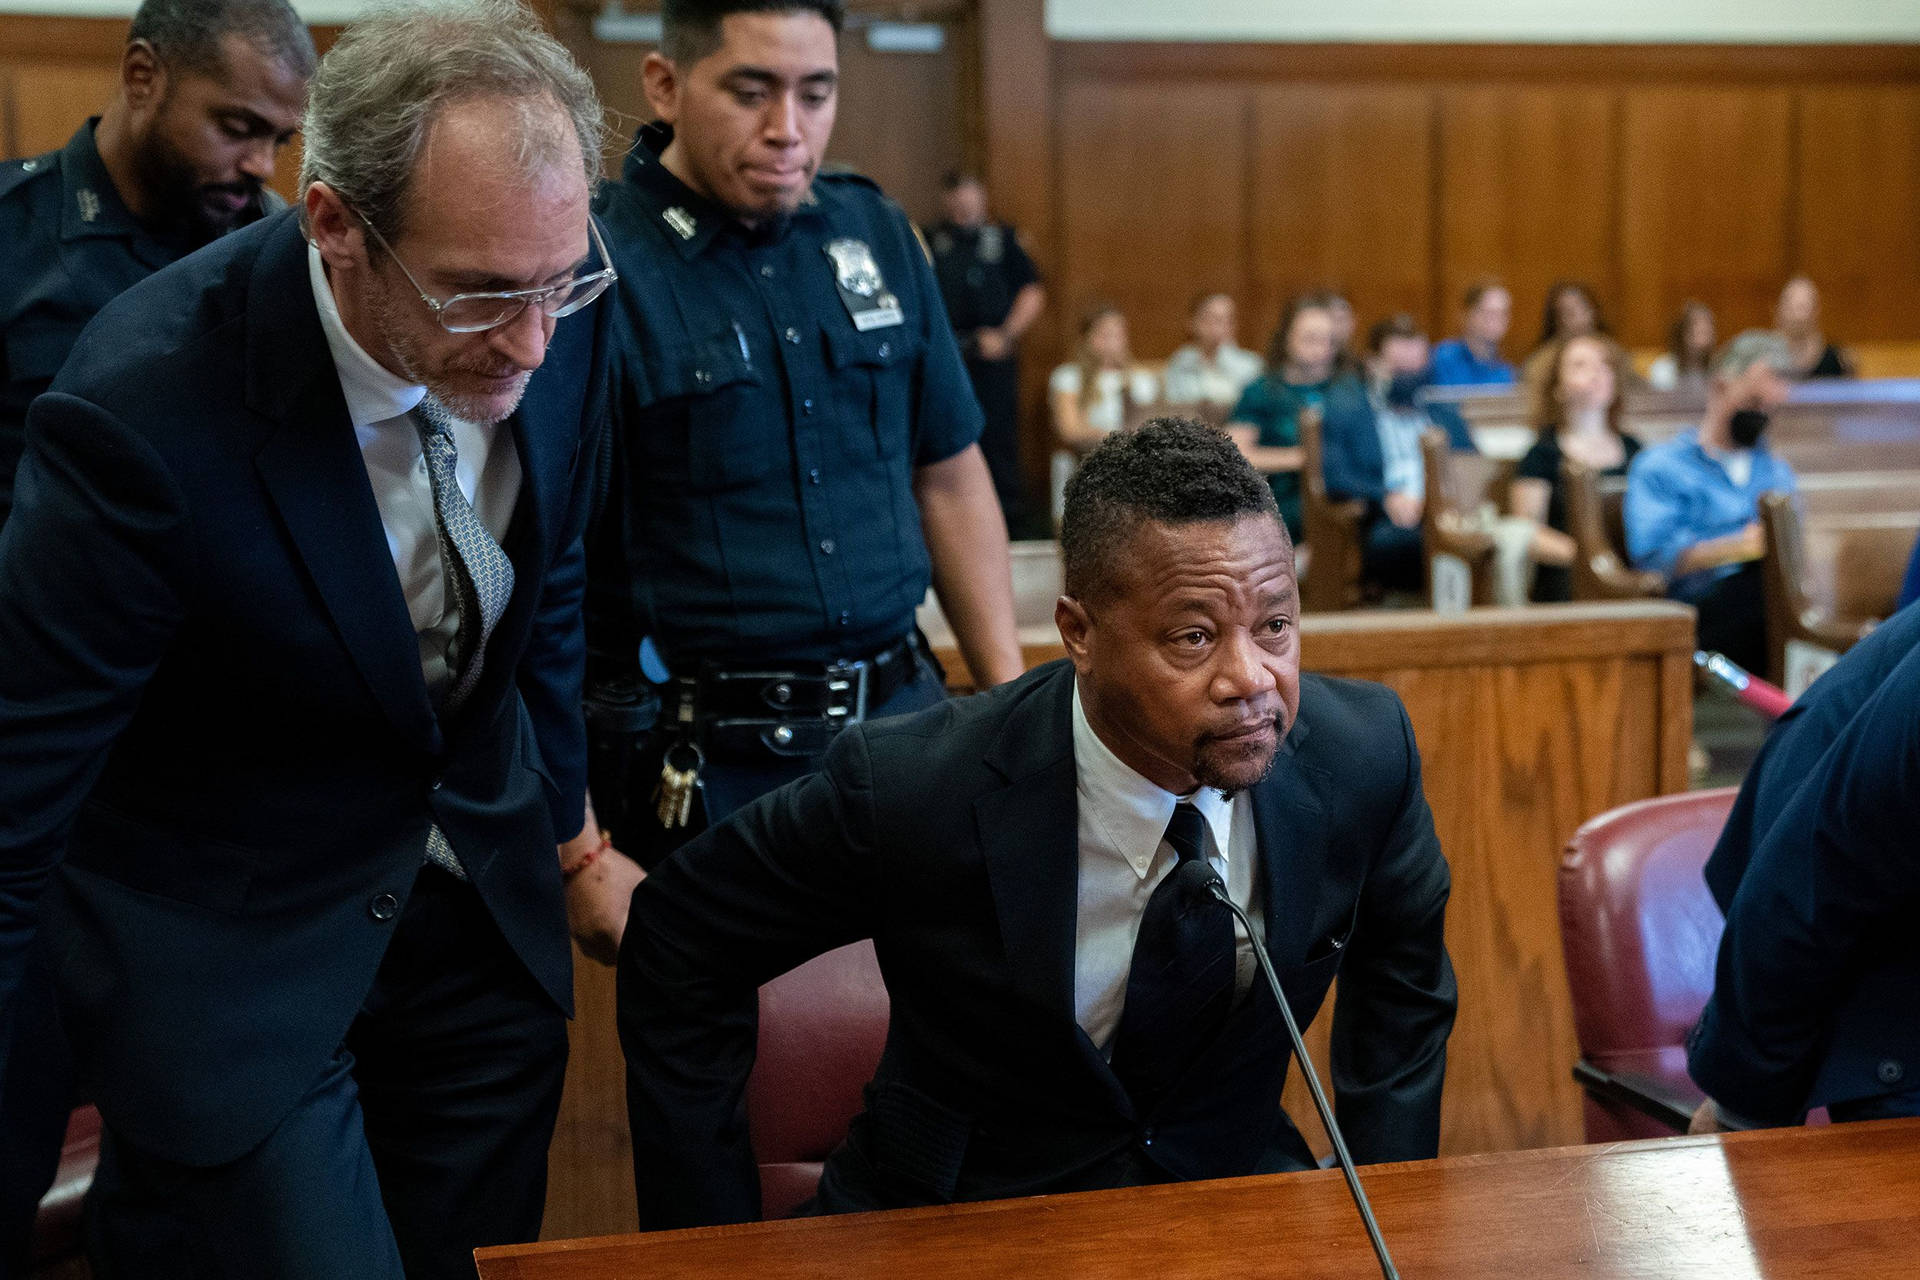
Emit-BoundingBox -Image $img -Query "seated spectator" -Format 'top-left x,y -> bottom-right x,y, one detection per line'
1162,291 -> 1262,410
1688,602 -> 1920,1132
1225,294 -> 1338,540
1430,277 -> 1515,387
1511,335 -> 1642,602
1320,315 -> 1476,596
1522,280 -> 1610,392
1647,300 -> 1716,393
1774,274 -> 1855,380
1050,304 -> 1157,451
1316,288 -> 1360,376
1625,331 -> 1798,674
1049,304 -> 1157,522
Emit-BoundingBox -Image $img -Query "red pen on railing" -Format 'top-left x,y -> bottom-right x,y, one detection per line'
1694,650 -> 1794,721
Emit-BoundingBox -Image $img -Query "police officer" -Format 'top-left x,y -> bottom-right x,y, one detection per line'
0,0 -> 311,529
0,0 -> 309,1268
928,172 -> 1046,538
584,0 -> 1022,874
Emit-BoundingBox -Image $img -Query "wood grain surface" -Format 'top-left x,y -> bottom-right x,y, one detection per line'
493,1120 -> 1920,1279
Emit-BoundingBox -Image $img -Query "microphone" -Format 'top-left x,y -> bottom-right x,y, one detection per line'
1178,861 -> 1400,1280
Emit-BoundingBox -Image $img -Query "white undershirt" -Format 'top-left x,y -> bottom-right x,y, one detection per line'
306,243 -> 523,697
1070,680 -> 1263,1053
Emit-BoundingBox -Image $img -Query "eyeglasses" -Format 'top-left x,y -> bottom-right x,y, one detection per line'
357,212 -> 618,334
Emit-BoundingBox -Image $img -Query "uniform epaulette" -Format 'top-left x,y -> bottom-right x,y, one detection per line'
812,165 -> 882,194
0,151 -> 58,202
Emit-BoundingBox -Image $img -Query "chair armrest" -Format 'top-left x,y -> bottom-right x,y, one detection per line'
1573,1055 -> 1704,1134
1582,553 -> 1667,600
1794,610 -> 1876,652
1428,518 -> 1497,569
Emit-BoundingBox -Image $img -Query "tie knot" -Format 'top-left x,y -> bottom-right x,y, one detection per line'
1164,802 -> 1207,865
413,394 -> 457,443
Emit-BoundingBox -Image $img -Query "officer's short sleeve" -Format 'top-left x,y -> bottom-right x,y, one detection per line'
902,207 -> 984,467
1003,229 -> 1040,292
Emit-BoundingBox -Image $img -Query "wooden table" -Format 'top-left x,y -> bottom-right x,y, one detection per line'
486,1120 -> 1920,1278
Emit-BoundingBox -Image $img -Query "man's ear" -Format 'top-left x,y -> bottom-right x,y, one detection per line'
122,40 -> 164,115
305,182 -> 369,275
1055,595 -> 1094,674
641,51 -> 681,126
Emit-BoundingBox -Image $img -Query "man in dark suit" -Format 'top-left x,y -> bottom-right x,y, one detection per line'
1688,601 -> 1920,1131
619,416 -> 1457,1228
0,3 -> 624,1274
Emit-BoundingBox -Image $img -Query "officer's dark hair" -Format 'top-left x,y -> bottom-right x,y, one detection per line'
660,0 -> 845,65
1061,417 -> 1284,607
127,0 -> 316,82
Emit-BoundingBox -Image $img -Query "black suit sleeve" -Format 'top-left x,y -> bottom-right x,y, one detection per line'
1688,642 -> 1920,1123
617,725 -> 883,1229
1329,696 -> 1458,1163
0,393 -> 188,1041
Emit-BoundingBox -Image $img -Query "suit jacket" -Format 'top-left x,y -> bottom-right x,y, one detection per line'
619,659 -> 1457,1228
1690,601 -> 1920,1122
0,208 -> 609,1165
1321,380 -> 1476,508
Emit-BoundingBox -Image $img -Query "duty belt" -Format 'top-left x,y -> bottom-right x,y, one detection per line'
661,634 -> 922,761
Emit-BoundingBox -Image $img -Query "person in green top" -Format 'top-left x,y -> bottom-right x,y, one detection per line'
1227,293 -> 1356,540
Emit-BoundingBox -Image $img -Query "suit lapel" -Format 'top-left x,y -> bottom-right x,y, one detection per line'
1252,712 -> 1332,970
245,215 -> 439,752
975,665 -> 1136,1109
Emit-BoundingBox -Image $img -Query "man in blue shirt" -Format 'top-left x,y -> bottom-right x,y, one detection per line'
1428,278 -> 1515,388
1625,330 -> 1797,673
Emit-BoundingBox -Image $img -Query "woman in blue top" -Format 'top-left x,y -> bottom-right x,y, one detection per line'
1225,295 -> 1345,540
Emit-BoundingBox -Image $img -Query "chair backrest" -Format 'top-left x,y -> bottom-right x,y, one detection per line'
1419,430 -> 1512,607
1299,407 -> 1364,612
1558,789 -> 1736,1058
1759,491 -> 1810,683
746,941 -> 890,1219
1564,461 -> 1664,601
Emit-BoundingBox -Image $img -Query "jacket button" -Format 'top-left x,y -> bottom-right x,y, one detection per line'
1140,1126 -> 1155,1147
877,342 -> 892,359
1879,1059 -> 1905,1086
430,776 -> 444,791
370,893 -> 399,922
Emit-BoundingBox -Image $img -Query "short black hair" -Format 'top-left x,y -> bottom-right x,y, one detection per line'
660,0 -> 845,64
1061,417 -> 1283,605
128,0 -> 316,80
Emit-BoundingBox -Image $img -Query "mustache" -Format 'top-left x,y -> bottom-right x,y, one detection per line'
1195,708 -> 1285,746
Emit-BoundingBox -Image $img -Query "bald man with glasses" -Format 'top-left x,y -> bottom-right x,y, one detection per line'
0,3 -> 619,1275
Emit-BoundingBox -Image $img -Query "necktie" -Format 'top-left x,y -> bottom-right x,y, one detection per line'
412,395 -> 515,881
1108,802 -> 1237,1113
412,395 -> 514,712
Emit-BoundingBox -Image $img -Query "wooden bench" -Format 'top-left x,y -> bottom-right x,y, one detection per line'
1759,493 -> 1916,689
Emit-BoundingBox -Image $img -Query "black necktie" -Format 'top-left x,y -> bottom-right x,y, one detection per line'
1108,802 -> 1237,1112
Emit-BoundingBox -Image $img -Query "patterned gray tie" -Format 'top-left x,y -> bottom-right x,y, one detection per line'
412,394 -> 516,880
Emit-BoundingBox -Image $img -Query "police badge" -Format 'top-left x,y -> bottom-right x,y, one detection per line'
825,238 -> 904,331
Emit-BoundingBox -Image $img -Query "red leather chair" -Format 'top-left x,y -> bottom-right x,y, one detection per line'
1558,790 -> 1734,1142
32,1104 -> 101,1277
746,941 -> 889,1219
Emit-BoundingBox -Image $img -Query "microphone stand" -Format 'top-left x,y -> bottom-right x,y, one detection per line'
1199,869 -> 1401,1280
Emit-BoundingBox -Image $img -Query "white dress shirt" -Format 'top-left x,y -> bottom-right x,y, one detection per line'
307,244 -> 522,698
1070,681 -> 1263,1054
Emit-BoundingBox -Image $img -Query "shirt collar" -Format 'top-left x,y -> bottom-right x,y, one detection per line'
1071,679 -> 1234,882
620,122 -> 821,260
60,119 -> 147,246
307,241 -> 426,429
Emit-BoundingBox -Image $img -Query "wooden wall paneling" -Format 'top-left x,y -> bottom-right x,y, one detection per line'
6,62 -> 117,159
1618,87 -> 1795,345
1436,86 -> 1619,359
1246,85 -> 1434,350
1795,86 -> 1920,342
1056,78 -> 1252,360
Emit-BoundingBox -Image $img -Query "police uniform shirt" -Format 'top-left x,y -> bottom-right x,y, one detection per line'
591,124 -> 983,667
927,220 -> 1039,345
0,119 -> 276,523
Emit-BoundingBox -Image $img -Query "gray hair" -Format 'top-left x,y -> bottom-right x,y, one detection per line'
299,0 -> 604,242
1715,329 -> 1794,381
